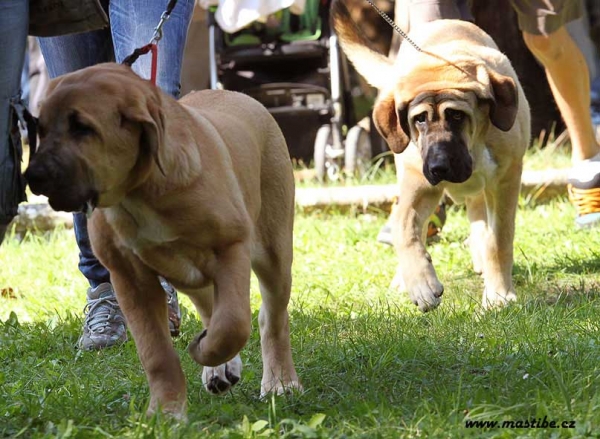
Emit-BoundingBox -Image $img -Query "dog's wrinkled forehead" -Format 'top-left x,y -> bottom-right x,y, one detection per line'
39,88 -> 110,137
397,60 -> 491,104
43,64 -> 143,108
40,65 -> 146,130
406,89 -> 477,114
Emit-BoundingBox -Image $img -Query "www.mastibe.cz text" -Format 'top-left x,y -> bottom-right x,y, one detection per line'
465,416 -> 575,429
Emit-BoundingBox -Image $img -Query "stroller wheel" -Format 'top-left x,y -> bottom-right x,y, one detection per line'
314,125 -> 331,182
344,125 -> 372,178
314,124 -> 344,182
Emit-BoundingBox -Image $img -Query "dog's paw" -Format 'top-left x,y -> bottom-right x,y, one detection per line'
392,273 -> 444,312
407,277 -> 444,312
202,354 -> 243,395
146,400 -> 188,422
481,289 -> 517,309
392,262 -> 443,312
261,380 -> 303,399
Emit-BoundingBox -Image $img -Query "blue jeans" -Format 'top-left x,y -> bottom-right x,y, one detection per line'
0,0 -> 28,238
39,0 -> 194,287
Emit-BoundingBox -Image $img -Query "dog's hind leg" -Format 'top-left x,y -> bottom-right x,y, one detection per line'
247,124 -> 300,397
465,194 -> 487,275
187,242 -> 252,367
252,240 -> 301,397
186,286 -> 243,395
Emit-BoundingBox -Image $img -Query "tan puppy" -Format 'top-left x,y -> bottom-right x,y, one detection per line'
332,1 -> 530,311
25,63 -> 301,418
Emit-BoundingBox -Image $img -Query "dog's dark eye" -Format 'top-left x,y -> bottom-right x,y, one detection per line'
446,109 -> 465,122
69,113 -> 95,137
414,112 -> 427,124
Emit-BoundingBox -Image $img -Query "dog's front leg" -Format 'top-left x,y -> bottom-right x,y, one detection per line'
480,172 -> 521,308
113,270 -> 187,418
391,170 -> 444,312
90,215 -> 187,419
185,286 -> 244,396
188,242 -> 252,367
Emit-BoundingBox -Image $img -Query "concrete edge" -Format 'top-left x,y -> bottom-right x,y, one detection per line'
8,169 -> 569,234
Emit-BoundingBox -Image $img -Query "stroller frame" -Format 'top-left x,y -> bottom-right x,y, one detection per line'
206,2 -> 372,181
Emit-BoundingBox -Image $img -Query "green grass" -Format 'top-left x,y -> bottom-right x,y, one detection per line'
523,139 -> 572,171
2,198 -> 600,438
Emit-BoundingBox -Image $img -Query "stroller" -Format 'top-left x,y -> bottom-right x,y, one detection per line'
206,0 -> 374,181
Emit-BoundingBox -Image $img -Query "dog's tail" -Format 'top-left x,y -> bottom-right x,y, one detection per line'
330,0 -> 394,90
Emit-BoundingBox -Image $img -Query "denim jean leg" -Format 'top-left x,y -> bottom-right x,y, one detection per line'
0,0 -> 28,241
21,49 -> 30,107
38,29 -> 114,78
38,30 -> 114,286
110,0 -> 194,98
73,213 -> 111,288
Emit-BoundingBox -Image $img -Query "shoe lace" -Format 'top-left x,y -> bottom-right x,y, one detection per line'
160,278 -> 178,307
83,296 -> 124,333
568,185 -> 600,216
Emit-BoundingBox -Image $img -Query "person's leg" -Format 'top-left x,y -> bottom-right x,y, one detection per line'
523,27 -> 598,162
39,29 -> 115,287
21,50 -> 30,108
27,37 -> 51,118
389,0 -> 466,60
109,0 -> 194,98
37,1 -> 193,349
0,0 -> 28,244
39,29 -> 114,79
38,29 -> 128,350
513,0 -> 600,226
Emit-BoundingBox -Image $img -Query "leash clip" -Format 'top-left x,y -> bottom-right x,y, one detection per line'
149,10 -> 171,45
121,0 -> 179,84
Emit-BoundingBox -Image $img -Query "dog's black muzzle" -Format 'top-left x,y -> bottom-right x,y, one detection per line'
422,141 -> 473,186
25,154 -> 98,213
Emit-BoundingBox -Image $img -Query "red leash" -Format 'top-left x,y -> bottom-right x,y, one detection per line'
149,43 -> 158,84
122,43 -> 158,84
121,0 -> 177,85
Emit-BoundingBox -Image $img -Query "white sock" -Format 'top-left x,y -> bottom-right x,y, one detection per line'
569,152 -> 600,184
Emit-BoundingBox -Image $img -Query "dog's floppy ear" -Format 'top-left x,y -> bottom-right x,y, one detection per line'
485,69 -> 518,132
141,98 -> 166,176
121,94 -> 166,176
373,92 -> 411,153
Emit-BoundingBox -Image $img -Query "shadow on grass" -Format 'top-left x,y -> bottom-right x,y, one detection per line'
2,293 -> 600,438
549,251 -> 600,275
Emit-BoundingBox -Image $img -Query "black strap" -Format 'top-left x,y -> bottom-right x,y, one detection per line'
122,43 -> 154,67
10,100 -> 37,161
165,0 -> 178,15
